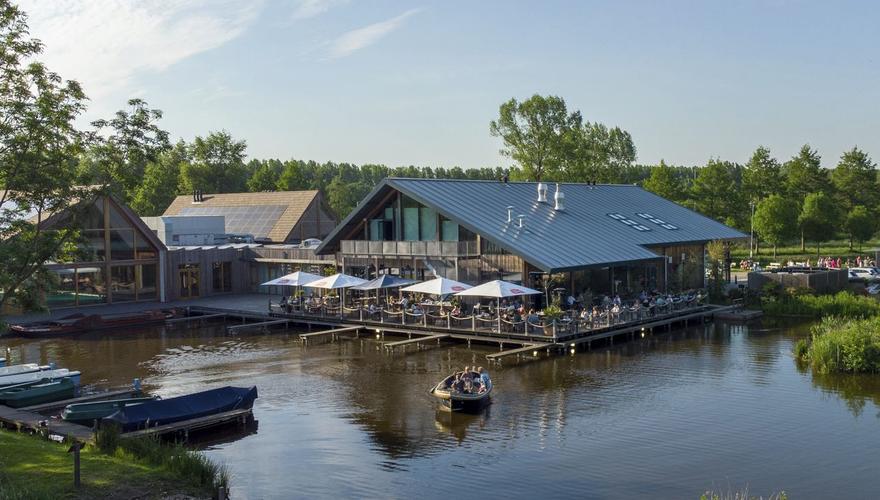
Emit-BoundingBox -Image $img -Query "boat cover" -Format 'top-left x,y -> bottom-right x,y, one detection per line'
103,386 -> 258,432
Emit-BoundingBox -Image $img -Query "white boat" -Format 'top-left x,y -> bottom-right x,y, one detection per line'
0,363 -> 42,377
0,368 -> 80,387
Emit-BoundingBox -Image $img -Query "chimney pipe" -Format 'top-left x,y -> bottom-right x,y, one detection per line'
506,206 -> 514,223
517,214 -> 525,228
537,182 -> 547,203
554,183 -> 565,211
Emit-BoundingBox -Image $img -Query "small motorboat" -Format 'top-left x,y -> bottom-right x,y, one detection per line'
430,370 -> 492,413
62,396 -> 159,425
0,378 -> 76,408
9,310 -> 178,338
0,368 -> 80,388
0,363 -> 42,378
103,386 -> 258,432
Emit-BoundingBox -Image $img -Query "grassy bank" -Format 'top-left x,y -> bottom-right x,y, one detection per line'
795,316 -> 880,374
0,429 -> 225,499
730,239 -> 880,263
761,290 -> 880,319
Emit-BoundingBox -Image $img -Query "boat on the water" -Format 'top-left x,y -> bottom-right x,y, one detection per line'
62,396 -> 158,425
8,310 -> 177,338
0,363 -> 42,377
430,369 -> 492,413
0,368 -> 80,387
0,378 -> 76,408
103,386 -> 258,432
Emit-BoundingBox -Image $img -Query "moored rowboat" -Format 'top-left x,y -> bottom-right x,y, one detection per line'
0,363 -> 42,377
103,386 -> 258,432
62,396 -> 159,425
0,368 -> 80,387
0,378 -> 76,408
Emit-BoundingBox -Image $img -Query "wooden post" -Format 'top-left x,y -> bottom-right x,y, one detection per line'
68,442 -> 81,488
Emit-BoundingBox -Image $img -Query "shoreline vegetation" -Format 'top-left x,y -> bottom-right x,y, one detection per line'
760,289 -> 880,319
0,427 -> 226,500
795,316 -> 880,374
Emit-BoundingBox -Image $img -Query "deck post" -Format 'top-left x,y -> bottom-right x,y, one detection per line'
472,317 -> 476,331
447,315 -> 451,329
359,309 -> 363,321
423,314 -> 427,327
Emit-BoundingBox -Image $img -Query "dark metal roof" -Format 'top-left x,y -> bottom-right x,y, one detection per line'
318,178 -> 746,272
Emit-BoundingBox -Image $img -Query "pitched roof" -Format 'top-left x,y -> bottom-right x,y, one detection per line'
318,178 -> 746,272
163,191 -> 321,242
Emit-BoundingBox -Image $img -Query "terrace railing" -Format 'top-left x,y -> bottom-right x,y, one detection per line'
340,240 -> 479,257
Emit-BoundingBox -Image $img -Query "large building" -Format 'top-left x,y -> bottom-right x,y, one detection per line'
317,178 -> 745,298
162,190 -> 337,244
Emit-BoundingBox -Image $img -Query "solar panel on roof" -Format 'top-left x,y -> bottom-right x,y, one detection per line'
179,205 -> 287,238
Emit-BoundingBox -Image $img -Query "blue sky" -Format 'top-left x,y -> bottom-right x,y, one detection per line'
19,0 -> 880,169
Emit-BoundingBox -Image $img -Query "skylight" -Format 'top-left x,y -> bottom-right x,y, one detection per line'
635,212 -> 677,230
607,213 -> 652,232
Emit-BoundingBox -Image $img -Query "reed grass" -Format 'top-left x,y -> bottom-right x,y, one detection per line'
796,316 -> 880,374
700,486 -> 787,500
762,290 -> 880,319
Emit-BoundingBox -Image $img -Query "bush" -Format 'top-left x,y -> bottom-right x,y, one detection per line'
796,316 -> 880,373
762,291 -> 880,319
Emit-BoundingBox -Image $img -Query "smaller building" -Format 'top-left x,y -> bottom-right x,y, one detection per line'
142,215 -> 225,246
748,268 -> 849,294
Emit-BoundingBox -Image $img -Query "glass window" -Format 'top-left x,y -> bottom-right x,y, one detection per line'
419,207 -> 437,240
138,264 -> 157,300
76,267 -> 105,305
403,207 -> 419,241
440,217 -> 458,241
78,230 -> 106,262
212,261 -> 232,292
110,265 -> 136,302
46,268 -> 77,308
109,229 -> 135,260
135,233 -> 158,260
108,204 -> 131,228
80,199 -> 105,230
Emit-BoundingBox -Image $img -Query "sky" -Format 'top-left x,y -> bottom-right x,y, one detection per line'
17,0 -> 880,169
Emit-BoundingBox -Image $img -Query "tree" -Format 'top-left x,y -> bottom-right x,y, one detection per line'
783,145 -> 830,250
489,94 -> 581,181
130,140 -> 189,216
844,205 -> 876,251
326,176 -> 371,219
799,192 -> 838,256
84,99 -> 170,201
831,147 -> 877,211
691,159 -> 745,228
0,1 -> 93,312
179,131 -> 248,194
247,159 -> 282,192
753,195 -> 800,257
642,160 -> 685,203
564,122 -> 636,183
276,160 -> 307,191
742,146 -> 783,203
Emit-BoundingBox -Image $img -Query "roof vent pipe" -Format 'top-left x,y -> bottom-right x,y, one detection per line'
506,206 -> 514,223
537,182 -> 547,203
517,214 -> 525,228
554,183 -> 565,211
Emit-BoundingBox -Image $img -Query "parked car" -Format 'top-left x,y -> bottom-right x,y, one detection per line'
867,283 -> 880,295
849,267 -> 880,282
301,238 -> 322,249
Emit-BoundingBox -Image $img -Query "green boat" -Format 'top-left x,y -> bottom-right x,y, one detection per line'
0,378 -> 75,408
61,396 -> 157,425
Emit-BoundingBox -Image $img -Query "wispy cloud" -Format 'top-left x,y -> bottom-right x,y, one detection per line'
327,8 -> 420,59
17,0 -> 262,102
291,0 -> 348,20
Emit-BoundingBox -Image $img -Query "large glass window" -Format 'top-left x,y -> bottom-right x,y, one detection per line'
110,265 -> 136,302
109,229 -> 135,260
419,207 -> 437,240
135,233 -> 157,260
46,269 -> 77,308
79,230 -> 106,261
139,264 -> 157,300
212,261 -> 232,292
76,267 -> 105,305
440,216 -> 458,241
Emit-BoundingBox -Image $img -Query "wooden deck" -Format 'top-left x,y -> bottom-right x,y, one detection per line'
383,334 -> 450,351
120,408 -> 252,440
226,318 -> 290,333
0,404 -> 94,442
20,389 -> 140,414
299,326 -> 361,343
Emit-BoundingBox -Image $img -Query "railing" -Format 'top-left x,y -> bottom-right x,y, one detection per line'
248,246 -> 337,262
268,294 -> 708,342
340,240 -> 479,257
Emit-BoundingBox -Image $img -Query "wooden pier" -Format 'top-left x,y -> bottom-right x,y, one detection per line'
226,318 -> 290,334
20,389 -> 140,413
0,404 -> 94,442
120,408 -> 253,441
484,343 -> 548,361
299,326 -> 361,344
383,334 -> 450,352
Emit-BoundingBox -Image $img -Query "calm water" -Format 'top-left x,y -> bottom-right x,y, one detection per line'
4,320 -> 880,499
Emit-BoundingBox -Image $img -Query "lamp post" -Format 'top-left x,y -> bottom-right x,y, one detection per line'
749,200 -> 756,259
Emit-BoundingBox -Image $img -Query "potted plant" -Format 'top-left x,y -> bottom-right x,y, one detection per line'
542,305 -> 563,336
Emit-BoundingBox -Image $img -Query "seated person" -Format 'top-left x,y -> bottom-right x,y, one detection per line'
451,305 -> 461,316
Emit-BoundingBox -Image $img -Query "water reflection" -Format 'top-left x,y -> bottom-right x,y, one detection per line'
2,320 -> 879,498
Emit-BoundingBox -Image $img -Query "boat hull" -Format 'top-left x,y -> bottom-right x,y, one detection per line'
0,378 -> 76,408
9,310 -> 176,338
62,397 -> 157,425
103,386 -> 258,432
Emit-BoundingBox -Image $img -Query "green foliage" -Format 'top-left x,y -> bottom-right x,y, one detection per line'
753,195 -> 800,256
691,159 -> 746,228
796,316 -> 880,373
843,205 -> 876,250
831,147 -> 878,210
783,144 -> 830,199
742,146 -> 784,202
799,191 -> 838,254
179,130 -> 248,194
542,304 -> 563,321
762,290 -> 880,318
129,140 -> 188,216
643,159 -> 685,202
246,158 -> 282,192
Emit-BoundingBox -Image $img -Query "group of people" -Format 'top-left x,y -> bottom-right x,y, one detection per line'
446,366 -> 491,395
816,256 -> 876,269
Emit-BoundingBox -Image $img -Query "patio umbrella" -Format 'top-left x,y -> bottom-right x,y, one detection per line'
260,271 -> 322,287
455,280 -> 542,329
305,273 -> 368,309
400,277 -> 472,296
350,275 -> 417,307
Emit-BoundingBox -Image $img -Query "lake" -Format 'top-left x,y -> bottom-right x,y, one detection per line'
3,320 -> 879,499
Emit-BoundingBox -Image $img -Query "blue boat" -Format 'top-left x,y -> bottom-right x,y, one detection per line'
102,386 -> 258,432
